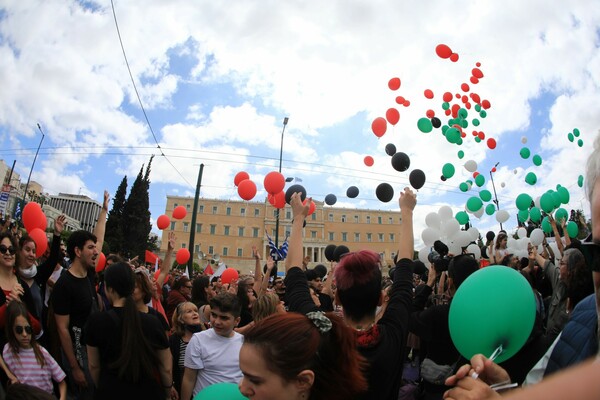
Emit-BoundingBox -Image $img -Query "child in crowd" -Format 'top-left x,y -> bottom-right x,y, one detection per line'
2,301 -> 66,400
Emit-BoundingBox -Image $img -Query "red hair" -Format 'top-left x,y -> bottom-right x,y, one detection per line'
244,312 -> 367,399
334,249 -> 381,290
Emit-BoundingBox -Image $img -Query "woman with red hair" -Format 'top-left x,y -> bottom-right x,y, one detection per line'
239,311 -> 367,399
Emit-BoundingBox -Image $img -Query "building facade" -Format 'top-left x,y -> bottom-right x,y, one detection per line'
48,194 -> 102,232
161,195 -> 402,274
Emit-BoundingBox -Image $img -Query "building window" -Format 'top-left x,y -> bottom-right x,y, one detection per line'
196,223 -> 202,233
240,208 -> 246,216
238,227 -> 245,236
183,222 -> 189,233
199,205 -> 204,213
378,216 -> 382,224
285,229 -> 291,237
311,213 -> 316,220
210,224 -> 216,235
329,213 -> 333,222
311,231 -> 317,238
329,232 -> 334,241
208,246 -> 214,254
379,252 -> 385,260
378,233 -> 384,242
390,233 -> 395,241
212,206 -> 218,214
342,232 -> 347,241
354,233 -> 360,241
366,216 -> 371,224
186,204 -> 191,210
181,243 -> 186,249
254,208 -> 260,217
341,215 -> 346,222
237,248 -> 243,257
223,247 -> 228,256
170,222 -> 176,230
354,215 -> 359,223
253,227 -> 259,238
389,217 -> 393,224
224,226 -> 230,235
226,207 -> 231,216
173,203 -> 178,208
195,244 -> 200,253
273,210 -> 278,217
286,211 -> 291,219
367,233 -> 372,242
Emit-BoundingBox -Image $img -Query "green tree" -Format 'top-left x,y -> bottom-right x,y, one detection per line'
104,176 -> 128,255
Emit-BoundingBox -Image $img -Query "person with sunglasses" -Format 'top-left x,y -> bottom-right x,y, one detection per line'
165,276 -> 193,324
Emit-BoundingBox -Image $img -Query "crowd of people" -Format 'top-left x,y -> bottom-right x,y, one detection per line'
0,134 -> 598,400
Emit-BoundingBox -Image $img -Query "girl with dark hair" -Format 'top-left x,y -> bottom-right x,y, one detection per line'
239,311 -> 367,399
85,262 -> 172,400
169,301 -> 201,396
490,232 -> 509,264
165,276 -> 192,324
133,268 -> 170,335
2,301 -> 66,399
191,275 -> 215,328
236,279 -> 256,329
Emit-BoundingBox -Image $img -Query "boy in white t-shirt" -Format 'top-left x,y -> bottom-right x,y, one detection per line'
180,292 -> 244,399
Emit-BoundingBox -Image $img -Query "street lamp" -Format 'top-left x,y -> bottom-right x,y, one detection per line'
273,117 -> 289,258
489,162 -> 502,230
19,124 -> 45,218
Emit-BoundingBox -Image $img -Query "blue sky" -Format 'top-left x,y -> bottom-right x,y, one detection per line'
1,0 -> 599,250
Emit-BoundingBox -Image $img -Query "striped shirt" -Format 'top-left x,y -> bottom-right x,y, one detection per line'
2,344 -> 66,394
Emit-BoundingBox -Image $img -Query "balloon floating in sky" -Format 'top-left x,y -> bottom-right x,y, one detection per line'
386,108 -> 400,125
364,156 -> 374,167
371,117 -> 387,138
376,183 -> 394,203
234,171 -> 249,187
285,184 -> 307,204
388,77 -> 401,91
520,147 -> 531,159
385,143 -> 397,156
525,172 -> 537,185
409,169 -> 426,190
435,44 -> 453,59
346,186 -> 359,198
324,194 -> 337,206
391,152 -> 411,172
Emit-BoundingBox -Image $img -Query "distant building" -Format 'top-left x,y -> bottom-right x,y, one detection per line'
42,204 -> 81,232
161,195 -> 402,274
48,194 -> 101,232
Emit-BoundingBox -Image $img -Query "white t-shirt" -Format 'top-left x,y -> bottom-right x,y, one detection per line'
184,328 -> 244,396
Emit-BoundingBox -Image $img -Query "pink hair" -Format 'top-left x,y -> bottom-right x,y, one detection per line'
334,249 -> 381,290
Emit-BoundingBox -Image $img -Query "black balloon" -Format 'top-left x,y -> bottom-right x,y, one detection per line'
391,152 -> 410,172
441,175 -> 447,181
285,184 -> 307,204
313,264 -> 327,279
409,169 -> 426,190
332,245 -> 349,262
486,231 -> 495,242
431,117 -> 441,128
324,194 -> 337,206
385,143 -> 397,156
376,183 -> 394,203
346,186 -> 359,198
324,244 -> 336,261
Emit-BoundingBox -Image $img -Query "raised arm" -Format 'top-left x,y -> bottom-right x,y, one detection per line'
398,187 -> 417,260
258,256 -> 274,297
285,193 -> 310,272
548,215 -> 564,258
321,262 -> 336,299
156,232 -> 175,288
93,191 -> 109,253
252,245 -> 263,294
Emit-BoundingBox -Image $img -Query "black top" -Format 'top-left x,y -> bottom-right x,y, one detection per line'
85,308 -> 169,400
147,306 -> 170,333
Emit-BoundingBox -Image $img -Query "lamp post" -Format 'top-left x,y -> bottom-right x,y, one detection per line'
18,124 -> 45,219
489,162 -> 502,230
273,117 -> 289,258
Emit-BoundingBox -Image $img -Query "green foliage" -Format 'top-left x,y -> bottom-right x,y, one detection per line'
105,176 -> 127,254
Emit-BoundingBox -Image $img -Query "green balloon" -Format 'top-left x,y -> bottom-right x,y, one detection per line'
194,383 -> 248,400
479,110 -> 487,118
485,204 -> 496,215
557,186 -> 570,204
515,193 -> 533,211
518,209 -> 529,223
456,211 -> 470,225
578,175 -> 584,188
442,163 -> 456,179
540,192 -> 555,213
566,221 -> 578,238
458,108 -> 468,119
568,133 -> 574,142
578,139 -> 583,147
551,191 -> 562,208
475,104 -> 481,112
530,207 -> 542,223
525,172 -> 537,185
479,189 -> 492,202
474,136 -> 481,143
442,102 -> 450,110
532,154 -> 542,166
449,267 -> 536,364
472,118 -> 480,126
574,128 -> 580,137
418,118 -> 433,133
475,174 -> 485,187
457,137 -> 464,145
520,147 -> 531,159
458,150 -> 465,159
446,128 -> 460,144
541,216 -> 552,234
466,197 -> 483,212
461,119 -> 468,128
459,182 -> 469,192
554,208 -> 568,224
442,125 -> 449,134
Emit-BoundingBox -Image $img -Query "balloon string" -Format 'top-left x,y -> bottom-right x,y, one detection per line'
470,344 -> 503,380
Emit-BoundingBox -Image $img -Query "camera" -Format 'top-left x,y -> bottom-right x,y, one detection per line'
428,240 -> 451,272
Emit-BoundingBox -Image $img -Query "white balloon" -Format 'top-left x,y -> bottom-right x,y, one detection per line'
521,136 -> 528,144
447,240 -> 462,256
442,219 -> 460,238
466,243 -> 482,260
421,228 -> 441,247
464,160 -> 478,172
513,169 -> 518,174
530,228 -> 544,246
454,230 -> 473,247
474,207 -> 484,219
500,182 -> 506,188
534,196 -> 541,209
425,212 -> 441,230
418,246 -> 430,265
467,227 -> 480,241
438,206 -> 453,221
517,227 -> 527,239
496,210 -> 510,223
518,237 -> 530,250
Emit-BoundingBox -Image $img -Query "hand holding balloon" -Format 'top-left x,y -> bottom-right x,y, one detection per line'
445,354 -> 510,387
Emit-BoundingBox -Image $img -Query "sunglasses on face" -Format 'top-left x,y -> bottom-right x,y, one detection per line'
15,325 -> 32,335
0,245 -> 15,255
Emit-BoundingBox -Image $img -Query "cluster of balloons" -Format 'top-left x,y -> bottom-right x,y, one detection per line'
234,172 -> 257,201
324,244 -> 349,262
21,202 -> 48,257
567,128 -> 584,147
156,202 -> 189,231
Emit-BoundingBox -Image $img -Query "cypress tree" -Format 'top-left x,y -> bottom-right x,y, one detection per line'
105,176 -> 128,254
122,156 -> 153,260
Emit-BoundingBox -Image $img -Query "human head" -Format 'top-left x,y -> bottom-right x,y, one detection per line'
333,250 -> 382,322
561,248 -> 593,307
17,235 -> 37,269
171,301 -> 200,336
5,301 -> 41,363
209,292 -> 241,337
495,233 -> 508,249
173,276 -> 192,296
252,292 -> 284,323
104,262 -> 135,301
447,254 -> 479,293
133,268 -> 153,304
305,269 -> 323,292
191,275 -> 213,305
237,279 -> 256,309
66,230 -> 98,266
239,312 -> 367,399
0,232 -> 17,270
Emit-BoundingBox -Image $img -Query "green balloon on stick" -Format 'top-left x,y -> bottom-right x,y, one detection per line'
194,383 -> 248,400
449,266 -> 536,364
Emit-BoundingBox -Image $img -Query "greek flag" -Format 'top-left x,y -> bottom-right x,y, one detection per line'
266,233 -> 289,261
14,201 -> 22,220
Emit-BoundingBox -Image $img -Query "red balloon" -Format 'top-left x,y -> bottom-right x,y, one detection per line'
402,100 -> 411,107
234,171 -> 250,187
264,171 -> 285,195
473,172 -> 480,178
435,44 -> 452,59
481,99 -> 491,109
444,109 -> 451,116
450,53 -> 459,62
221,268 -> 239,285
395,96 -> 405,105
461,83 -> 470,92
95,252 -> 106,272
471,93 -> 481,104
271,191 -> 286,209
172,206 -> 186,220
385,108 -> 400,125
22,202 -> 46,233
388,77 -> 401,91
465,102 -> 472,109
470,76 -> 479,84
426,109 -> 435,118
157,214 -> 170,230
424,89 -> 434,99
28,228 -> 48,258
176,248 -> 190,265
492,167 -> 497,173
478,131 -> 486,140
371,117 -> 387,138
303,199 -> 316,216
443,92 -> 453,102
461,95 -> 468,104
472,68 -> 484,78
364,156 -> 374,167
238,179 -> 257,201
487,138 -> 497,149
476,62 -> 482,67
